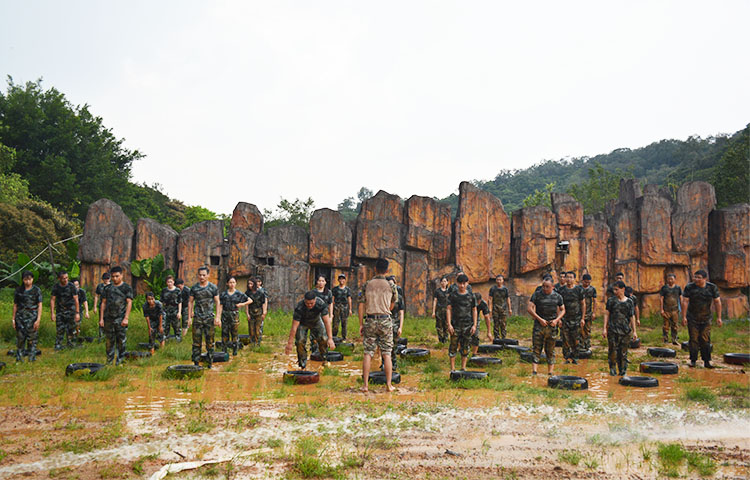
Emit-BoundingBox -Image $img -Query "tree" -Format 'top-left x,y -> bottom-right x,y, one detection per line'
264,197 -> 315,230
567,163 -> 633,214
336,187 -> 374,221
712,124 -> 750,208
522,182 -> 555,208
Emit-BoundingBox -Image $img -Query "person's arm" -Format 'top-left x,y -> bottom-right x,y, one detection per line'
93,292 -> 100,314
35,300 -> 43,330
83,297 -> 89,319
50,296 -> 56,323
213,295 -> 221,326
591,296 -> 596,317
580,298 -> 586,327
144,307 -> 152,336
263,295 -> 268,317
527,301 -> 546,326
484,312 -> 492,342
158,311 -> 164,333
99,298 -> 106,327
432,297 -> 437,317
635,304 -> 640,326
602,310 -> 609,338
630,314 -> 637,340
323,313 -> 335,349
487,294 -> 493,315
11,302 -> 17,330
470,306 -> 478,335
123,298 -> 132,327
177,296 -> 182,319
714,297 -> 723,327
554,305 -> 565,326
659,292 -> 666,318
73,294 -> 80,331
446,305 -> 454,335
681,296 -> 689,326
397,309 -> 404,337
506,295 -> 513,316
285,320 -> 300,354
188,297 -> 194,327
358,301 -> 365,337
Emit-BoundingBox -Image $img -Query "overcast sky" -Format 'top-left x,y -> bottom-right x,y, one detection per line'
1,1 -> 748,215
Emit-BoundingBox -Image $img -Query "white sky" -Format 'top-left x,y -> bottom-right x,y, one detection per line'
1,1 -> 748,215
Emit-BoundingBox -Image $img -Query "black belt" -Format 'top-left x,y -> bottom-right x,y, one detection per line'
366,314 -> 390,319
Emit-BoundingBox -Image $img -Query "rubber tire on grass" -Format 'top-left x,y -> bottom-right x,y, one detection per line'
284,370 -> 320,385
520,351 -> 546,363
450,370 -> 489,381
75,336 -> 95,344
122,351 -> 152,360
639,362 -> 679,374
0,361 -> 6,371
200,351 -> 230,363
395,344 -> 407,355
396,338 -> 408,346
548,375 -> 588,390
723,353 -> 750,366
682,341 -> 713,352
576,349 -> 593,359
165,364 -> 204,379
647,347 -> 677,358
477,344 -> 504,354
369,371 -> 401,385
400,348 -> 430,361
630,338 -> 641,349
335,342 -> 355,350
469,356 -> 503,367
506,345 -> 531,354
619,376 -> 659,388
493,338 -> 519,346
555,338 -> 563,347
66,363 -> 105,377
310,351 -> 344,362
238,334 -> 251,345
137,342 -> 159,351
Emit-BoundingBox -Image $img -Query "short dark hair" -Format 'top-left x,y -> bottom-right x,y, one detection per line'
102,272 -> 111,280
474,292 -> 482,301
110,266 -> 123,274
198,266 -> 209,274
694,269 -> 708,278
166,274 -> 174,281
666,273 -> 676,279
568,271 -> 576,278
386,275 -> 396,282
542,273 -> 553,281
613,280 -> 626,289
146,292 -> 155,298
175,278 -> 184,286
338,274 -> 346,279
227,276 -> 236,283
496,274 -> 504,280
625,286 -> 634,296
375,258 -> 389,274
304,290 -> 317,301
582,273 -> 592,281
21,270 -> 34,280
57,271 -> 68,278
615,272 -> 624,278
457,274 -> 469,283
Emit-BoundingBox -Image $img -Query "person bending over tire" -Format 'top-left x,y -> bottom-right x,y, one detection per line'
527,278 -> 564,376
447,274 -> 477,372
286,291 -> 335,370
603,281 -> 637,376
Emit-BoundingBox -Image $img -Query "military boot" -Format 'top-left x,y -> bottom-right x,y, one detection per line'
232,342 -> 238,356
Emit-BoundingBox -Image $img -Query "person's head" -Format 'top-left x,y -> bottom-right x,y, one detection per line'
542,278 -> 554,294
440,277 -> 448,289
666,273 -> 676,286
146,292 -> 155,306
474,292 -> 482,302
456,273 -> 469,292
338,274 -> 346,286
375,258 -> 389,275
58,271 -> 69,285
21,270 -> 34,288
73,279 -> 80,289
101,272 -> 111,283
612,280 -> 626,297
496,274 -> 505,286
227,276 -> 237,290
625,286 -> 634,297
110,266 -> 123,284
694,270 -> 708,287
175,278 -> 184,288
303,290 -> 318,309
615,272 -> 624,281
567,271 -> 576,285
247,278 -> 255,290
542,273 -> 553,282
316,275 -> 327,290
166,275 -> 175,288
581,273 -> 591,287
198,266 -> 209,283
256,278 -> 263,287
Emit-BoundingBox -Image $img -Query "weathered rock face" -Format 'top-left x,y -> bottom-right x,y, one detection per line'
615,260 -> 665,293
638,194 -> 674,265
455,182 -> 511,282
672,182 -> 716,255
404,250 -> 429,316
257,261 -> 309,311
177,220 -> 224,286
512,206 -> 557,275
135,219 -> 178,269
355,191 -> 404,259
404,195 -> 452,266
581,217 -> 611,294
255,225 -> 309,267
308,209 -> 352,267
78,199 -> 134,286
718,288 -> 750,319
639,293 -> 662,317
551,193 -> 584,231
228,202 -> 263,277
231,202 -> 264,233
612,209 -> 639,263
708,204 -> 750,288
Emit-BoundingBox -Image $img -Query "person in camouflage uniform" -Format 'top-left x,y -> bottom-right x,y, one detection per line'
331,274 -> 352,339
51,271 -> 80,350
383,276 -> 404,371
245,278 -> 268,346
189,266 -> 221,368
605,272 -> 626,298
220,277 -> 251,355
99,266 -> 133,365
142,292 -> 165,353
431,277 -> 450,343
285,291 -> 335,369
93,272 -> 110,340
161,275 -> 183,339
580,273 -> 597,350
447,274 -> 477,372
625,286 -> 640,327
682,270 -> 722,368
470,292 -> 492,355
603,280 -> 637,376
528,278 -> 564,375
12,271 -> 43,362
659,273 -> 682,345
559,272 -> 586,363
488,275 -> 512,340
358,258 -> 398,392
177,278 -> 190,338
73,279 -> 89,336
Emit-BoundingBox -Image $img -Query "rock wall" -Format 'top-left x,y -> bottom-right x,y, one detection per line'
77,180 -> 749,318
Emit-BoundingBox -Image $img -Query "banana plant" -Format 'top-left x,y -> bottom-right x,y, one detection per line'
131,254 -> 174,298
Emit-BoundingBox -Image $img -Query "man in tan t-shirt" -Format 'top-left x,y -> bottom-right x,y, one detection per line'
358,258 -> 398,392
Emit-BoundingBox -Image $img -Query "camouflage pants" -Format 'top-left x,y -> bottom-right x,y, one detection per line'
688,320 -> 712,363
662,310 -> 679,342
561,319 -> 581,359
385,318 -> 399,369
435,306 -> 448,343
470,320 -> 482,347
492,305 -> 508,339
148,317 -> 164,346
362,315 -> 393,357
607,331 -> 630,374
164,309 -> 181,337
55,309 -> 77,347
581,313 -> 593,349
15,311 -> 38,355
532,323 -> 556,365
295,319 -> 329,368
448,323 -> 472,358
181,307 -> 190,329
192,318 -> 215,364
248,310 -> 263,344
103,318 -> 128,363
221,311 -> 240,348
332,304 -> 349,339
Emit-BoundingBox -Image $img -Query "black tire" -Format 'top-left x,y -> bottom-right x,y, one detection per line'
519,351 -> 547,363
639,362 -> 679,374
395,344 -> 407,355
122,351 -> 152,360
283,370 -> 320,385
65,362 -> 105,377
396,338 -> 408,346
619,376 -> 659,388
0,361 -> 6,371
681,341 -> 689,351
400,348 -> 430,361
332,336 -> 343,344
369,371 -> 401,385
723,353 -> 750,366
137,342 -> 159,350
576,349 -> 593,359
506,345 -> 531,354
477,344 -> 504,354
493,338 -> 519,346
450,370 -> 489,381
469,356 -> 503,367
200,351 -> 230,363
334,342 -> 355,350
647,347 -> 677,358
310,351 -> 344,362
548,375 -> 588,390
630,338 -> 641,349
75,336 -> 95,344
555,338 -> 563,347
165,364 -> 204,379
238,334 -> 251,345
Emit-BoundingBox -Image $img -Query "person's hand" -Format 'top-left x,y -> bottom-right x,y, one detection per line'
447,324 -> 454,336
214,318 -> 221,327
539,319 -> 548,327
397,328 -> 402,337
636,319 -> 641,326
486,334 -> 492,343
75,313 -> 80,323
580,319 -> 585,328
470,325 -> 476,335
122,317 -> 129,327
262,313 -> 266,321
159,327 -> 164,334
682,317 -> 687,327
12,320 -> 16,330
660,310 -> 666,319
178,312 -> 182,319
632,332 -> 637,340
99,319 -> 104,328
327,338 -> 336,350
359,324 -> 364,337
717,317 -> 723,327
51,313 -> 56,323
602,329 -> 607,338
431,312 -> 436,318
188,318 -> 193,328
33,320 -> 40,331
284,340 -> 294,355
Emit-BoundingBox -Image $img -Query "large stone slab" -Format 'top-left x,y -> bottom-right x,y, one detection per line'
708,204 -> 750,288
177,220 -> 224,286
638,193 -> 674,265
454,182 -> 511,282
255,225 -> 309,266
79,198 -> 134,267
551,193 -> 584,230
308,208 -> 352,268
639,293 -> 662,317
404,250 -> 429,316
612,209 -> 639,263
512,206 -> 557,275
615,260 -> 665,294
230,202 -> 264,233
672,182 -> 715,255
228,202 -> 263,277
355,190 -> 405,259
404,195 -> 452,266
581,217 -> 611,295
257,261 -> 309,311
135,218 -> 178,269
718,288 -> 750,319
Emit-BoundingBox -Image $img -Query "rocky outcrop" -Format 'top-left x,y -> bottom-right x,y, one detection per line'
672,182 -> 716,255
135,219 -> 178,269
355,191 -> 404,259
404,250 -> 429,316
308,208 -> 352,267
78,199 -> 134,284
708,204 -> 750,289
177,220 -> 224,286
512,206 -> 557,275
228,202 -> 263,277
255,225 -> 309,267
404,195 -> 452,265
